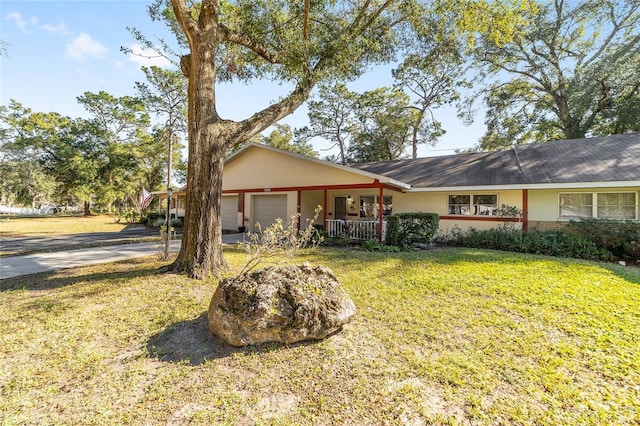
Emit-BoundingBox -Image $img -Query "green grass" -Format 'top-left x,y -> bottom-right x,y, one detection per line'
0,214 -> 131,236
1,247 -> 639,425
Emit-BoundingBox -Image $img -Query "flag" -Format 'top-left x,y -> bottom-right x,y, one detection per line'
140,187 -> 153,210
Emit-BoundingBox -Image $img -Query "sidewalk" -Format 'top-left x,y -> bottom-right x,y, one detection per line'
0,234 -> 246,280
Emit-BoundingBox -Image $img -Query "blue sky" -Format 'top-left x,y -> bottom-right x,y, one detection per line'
1,0 -> 484,157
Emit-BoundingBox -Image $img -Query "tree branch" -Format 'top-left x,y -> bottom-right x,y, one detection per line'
219,24 -> 279,64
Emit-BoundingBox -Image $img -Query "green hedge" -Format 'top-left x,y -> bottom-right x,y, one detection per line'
436,227 -> 614,262
568,218 -> 640,261
385,212 -> 439,247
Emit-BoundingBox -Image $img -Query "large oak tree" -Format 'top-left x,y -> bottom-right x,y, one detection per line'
165,0 -> 411,278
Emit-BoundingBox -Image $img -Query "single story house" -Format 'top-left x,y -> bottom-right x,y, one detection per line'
169,132 -> 640,238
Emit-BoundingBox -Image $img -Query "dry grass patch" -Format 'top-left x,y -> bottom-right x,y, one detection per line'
1,248 -> 639,425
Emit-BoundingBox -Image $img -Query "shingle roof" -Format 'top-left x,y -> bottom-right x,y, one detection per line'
352,133 -> 640,188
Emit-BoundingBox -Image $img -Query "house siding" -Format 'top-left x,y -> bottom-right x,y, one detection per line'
528,187 -> 640,223
223,147 -> 373,191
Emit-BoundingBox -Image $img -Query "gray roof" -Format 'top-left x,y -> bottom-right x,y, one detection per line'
353,133 -> 640,188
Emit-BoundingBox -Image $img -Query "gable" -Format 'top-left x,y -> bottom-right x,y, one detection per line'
223,145 -> 379,191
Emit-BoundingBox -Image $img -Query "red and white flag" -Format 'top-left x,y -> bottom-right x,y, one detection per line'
140,187 -> 153,210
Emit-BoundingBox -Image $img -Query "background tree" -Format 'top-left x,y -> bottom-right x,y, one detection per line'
262,124 -> 318,157
135,65 -> 188,195
471,0 -> 640,150
392,40 -> 471,158
296,83 -> 359,164
349,87 -> 414,162
0,102 -> 98,213
76,91 -> 152,211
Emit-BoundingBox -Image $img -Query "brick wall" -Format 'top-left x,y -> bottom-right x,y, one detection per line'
527,221 -> 570,231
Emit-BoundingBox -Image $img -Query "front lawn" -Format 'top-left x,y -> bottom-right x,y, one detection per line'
0,214 -> 131,237
1,248 -> 638,425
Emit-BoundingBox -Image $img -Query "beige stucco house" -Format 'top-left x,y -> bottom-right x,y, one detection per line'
170,132 -> 640,239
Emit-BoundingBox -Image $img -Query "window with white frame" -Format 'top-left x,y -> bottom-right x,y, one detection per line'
359,195 -> 392,218
559,192 -> 637,220
448,194 -> 498,216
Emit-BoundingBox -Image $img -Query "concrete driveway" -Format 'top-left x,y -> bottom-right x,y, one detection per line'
0,233 -> 246,280
0,225 -> 160,255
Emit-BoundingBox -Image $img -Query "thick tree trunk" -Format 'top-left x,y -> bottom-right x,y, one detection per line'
84,201 -> 91,216
169,0 -> 316,279
171,23 -> 232,279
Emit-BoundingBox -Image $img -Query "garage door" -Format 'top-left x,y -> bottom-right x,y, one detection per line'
252,194 -> 287,231
221,196 -> 238,231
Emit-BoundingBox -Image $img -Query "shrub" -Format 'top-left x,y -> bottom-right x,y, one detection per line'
568,218 -> 640,261
385,212 -> 439,247
437,227 -> 613,262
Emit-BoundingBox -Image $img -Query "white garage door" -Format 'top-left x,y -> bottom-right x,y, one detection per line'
221,196 -> 239,231
252,194 -> 287,231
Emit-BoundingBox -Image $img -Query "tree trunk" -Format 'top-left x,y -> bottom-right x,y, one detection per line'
84,201 -> 91,216
171,28 -> 231,279
169,0 -> 316,279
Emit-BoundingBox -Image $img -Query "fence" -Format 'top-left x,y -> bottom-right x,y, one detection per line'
325,219 -> 386,241
0,206 -> 67,215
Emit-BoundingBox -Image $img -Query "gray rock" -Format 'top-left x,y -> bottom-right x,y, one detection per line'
208,263 -> 356,346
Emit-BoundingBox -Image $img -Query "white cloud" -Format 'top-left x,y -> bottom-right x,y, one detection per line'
126,44 -> 173,69
42,21 -> 73,36
65,33 -> 107,62
5,12 -> 37,31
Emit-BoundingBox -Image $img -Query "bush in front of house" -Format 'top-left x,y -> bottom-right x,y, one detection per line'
436,227 -> 614,262
385,212 -> 439,248
568,218 -> 640,261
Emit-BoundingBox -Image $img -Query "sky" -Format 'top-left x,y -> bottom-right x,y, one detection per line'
1,0 -> 486,158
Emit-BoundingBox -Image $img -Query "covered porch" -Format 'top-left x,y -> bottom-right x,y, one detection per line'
223,180 -> 403,241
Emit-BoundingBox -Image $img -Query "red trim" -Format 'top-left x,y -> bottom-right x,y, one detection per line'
297,191 -> 301,230
522,189 -> 529,231
323,190 -> 327,225
378,186 -> 384,241
222,181 -> 386,194
440,215 -> 521,222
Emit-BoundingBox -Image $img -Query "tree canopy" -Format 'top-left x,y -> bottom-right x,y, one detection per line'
472,0 -> 640,150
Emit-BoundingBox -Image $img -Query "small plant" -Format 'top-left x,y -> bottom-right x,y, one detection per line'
360,239 -> 400,252
496,204 -> 523,230
239,206 -> 323,274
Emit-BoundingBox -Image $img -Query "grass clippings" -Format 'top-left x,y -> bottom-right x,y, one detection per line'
1,247 -> 639,425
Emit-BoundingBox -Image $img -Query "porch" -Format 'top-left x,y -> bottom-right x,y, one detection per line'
324,219 -> 387,241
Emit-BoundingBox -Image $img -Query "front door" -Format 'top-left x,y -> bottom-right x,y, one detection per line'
334,196 -> 347,220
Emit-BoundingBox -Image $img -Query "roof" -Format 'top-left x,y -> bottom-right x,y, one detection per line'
353,132 -> 640,190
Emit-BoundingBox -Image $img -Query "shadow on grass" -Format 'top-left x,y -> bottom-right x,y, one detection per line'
147,313 -> 322,366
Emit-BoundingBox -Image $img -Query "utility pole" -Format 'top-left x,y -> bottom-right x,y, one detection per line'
163,129 -> 173,260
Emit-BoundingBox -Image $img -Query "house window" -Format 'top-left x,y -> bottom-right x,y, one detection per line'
448,194 -> 498,216
559,193 -> 593,218
559,192 -> 637,220
359,195 -> 392,218
598,193 -> 636,219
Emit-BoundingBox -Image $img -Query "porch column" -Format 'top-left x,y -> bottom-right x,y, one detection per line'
378,185 -> 384,242
323,189 -> 327,229
297,190 -> 301,231
522,189 -> 529,231
238,191 -> 245,229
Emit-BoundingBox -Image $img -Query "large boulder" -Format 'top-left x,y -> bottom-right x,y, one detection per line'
208,263 -> 356,347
